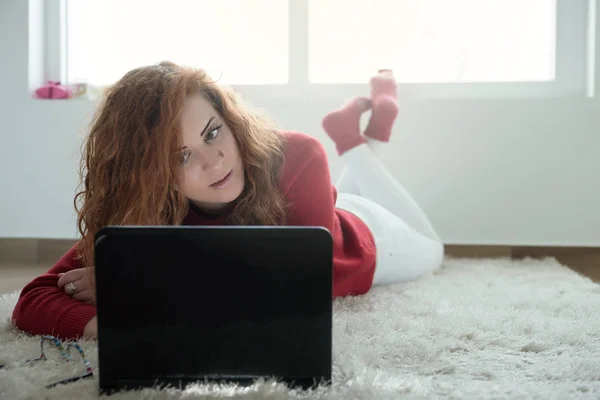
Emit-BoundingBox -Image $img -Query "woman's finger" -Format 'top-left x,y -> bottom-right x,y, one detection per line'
64,276 -> 93,297
57,269 -> 85,289
73,276 -> 91,291
73,289 -> 95,303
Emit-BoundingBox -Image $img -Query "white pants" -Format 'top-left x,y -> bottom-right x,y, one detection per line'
335,141 -> 444,286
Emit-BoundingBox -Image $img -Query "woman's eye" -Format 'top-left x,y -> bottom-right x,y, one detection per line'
205,125 -> 222,142
180,152 -> 191,165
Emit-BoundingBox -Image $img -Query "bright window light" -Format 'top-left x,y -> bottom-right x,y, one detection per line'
308,0 -> 556,83
66,0 -> 289,85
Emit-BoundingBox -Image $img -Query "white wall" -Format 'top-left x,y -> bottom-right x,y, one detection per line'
1,0 -> 599,246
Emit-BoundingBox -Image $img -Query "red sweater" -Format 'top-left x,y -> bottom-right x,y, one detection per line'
12,131 -> 376,339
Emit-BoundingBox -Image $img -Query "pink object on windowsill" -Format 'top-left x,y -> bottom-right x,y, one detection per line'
34,81 -> 72,99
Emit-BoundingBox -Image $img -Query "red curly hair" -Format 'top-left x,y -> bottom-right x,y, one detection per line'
74,61 -> 289,268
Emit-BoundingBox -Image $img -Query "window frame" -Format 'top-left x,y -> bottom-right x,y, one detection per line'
45,0 -> 596,100
44,0 -> 68,85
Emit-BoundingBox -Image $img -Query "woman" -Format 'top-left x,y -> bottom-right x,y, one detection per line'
12,62 -> 443,340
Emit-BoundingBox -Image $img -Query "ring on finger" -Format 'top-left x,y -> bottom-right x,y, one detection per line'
65,281 -> 78,295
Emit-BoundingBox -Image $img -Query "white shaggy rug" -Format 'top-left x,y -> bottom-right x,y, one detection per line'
1,257 -> 600,400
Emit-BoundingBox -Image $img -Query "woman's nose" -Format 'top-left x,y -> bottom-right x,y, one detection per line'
199,147 -> 224,172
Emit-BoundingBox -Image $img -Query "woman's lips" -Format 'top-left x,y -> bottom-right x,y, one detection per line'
210,170 -> 232,189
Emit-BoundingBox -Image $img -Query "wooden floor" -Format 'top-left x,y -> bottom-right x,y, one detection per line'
445,245 -> 600,283
0,263 -> 50,295
0,245 -> 598,296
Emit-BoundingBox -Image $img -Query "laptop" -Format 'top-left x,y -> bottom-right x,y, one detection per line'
94,225 -> 333,394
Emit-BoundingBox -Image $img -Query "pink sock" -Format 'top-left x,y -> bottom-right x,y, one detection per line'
322,97 -> 371,155
364,69 -> 399,142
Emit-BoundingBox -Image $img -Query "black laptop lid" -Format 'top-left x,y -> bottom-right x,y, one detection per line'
94,226 -> 332,391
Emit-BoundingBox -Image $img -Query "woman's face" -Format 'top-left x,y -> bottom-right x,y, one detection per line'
178,93 -> 245,213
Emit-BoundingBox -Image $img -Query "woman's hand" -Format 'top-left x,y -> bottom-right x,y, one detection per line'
57,268 -> 96,305
83,316 -> 98,339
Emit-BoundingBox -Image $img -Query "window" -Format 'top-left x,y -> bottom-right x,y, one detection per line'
308,0 -> 557,84
65,0 -> 288,85
45,0 -> 591,98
